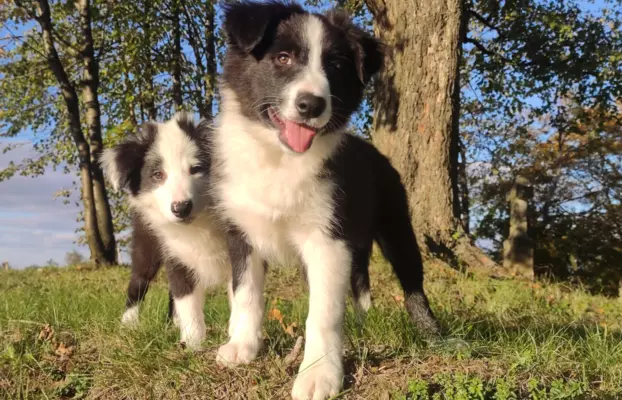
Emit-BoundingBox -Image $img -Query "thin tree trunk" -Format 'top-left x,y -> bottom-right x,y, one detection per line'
181,0 -> 207,118
204,0 -> 217,118
142,1 -> 157,120
458,137 -> 470,234
366,0 -> 495,269
171,0 -> 183,110
77,0 -> 117,264
21,0 -> 108,265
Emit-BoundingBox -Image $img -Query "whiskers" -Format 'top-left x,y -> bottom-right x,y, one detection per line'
249,96 -> 282,113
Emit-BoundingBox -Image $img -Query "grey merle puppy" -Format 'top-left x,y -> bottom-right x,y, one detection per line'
99,113 -> 229,350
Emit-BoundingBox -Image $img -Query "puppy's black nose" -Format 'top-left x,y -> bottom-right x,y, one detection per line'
295,92 -> 326,119
171,200 -> 193,219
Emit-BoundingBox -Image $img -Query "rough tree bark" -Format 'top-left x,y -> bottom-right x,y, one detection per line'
203,0 -> 217,118
503,176 -> 534,278
171,0 -> 184,110
365,0 -> 495,269
77,0 -> 117,264
18,0 -> 109,265
142,0 -> 157,120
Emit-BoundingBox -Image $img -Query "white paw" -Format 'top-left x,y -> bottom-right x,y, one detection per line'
172,313 -> 181,328
292,361 -> 343,400
227,315 -> 237,338
121,306 -> 139,327
216,340 -> 261,366
180,324 -> 205,350
355,290 -> 372,314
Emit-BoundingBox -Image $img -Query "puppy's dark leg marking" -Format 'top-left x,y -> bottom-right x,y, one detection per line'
217,224 -> 265,365
376,166 -> 440,336
167,290 -> 175,322
123,215 -> 162,324
166,259 -> 196,298
167,259 -> 205,349
350,242 -> 372,312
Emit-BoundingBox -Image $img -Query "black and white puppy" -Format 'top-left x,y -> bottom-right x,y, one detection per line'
99,113 -> 229,350
213,2 -> 439,399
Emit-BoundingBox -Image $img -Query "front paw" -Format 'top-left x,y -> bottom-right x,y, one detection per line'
121,306 -> 139,327
179,324 -> 206,350
216,339 -> 261,366
292,360 -> 343,400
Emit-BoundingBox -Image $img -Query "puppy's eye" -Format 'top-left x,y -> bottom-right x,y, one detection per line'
189,165 -> 201,175
276,52 -> 292,65
153,170 -> 165,181
328,58 -> 344,70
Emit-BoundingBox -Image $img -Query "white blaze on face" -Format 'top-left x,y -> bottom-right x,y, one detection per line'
151,119 -> 201,222
282,15 -> 332,127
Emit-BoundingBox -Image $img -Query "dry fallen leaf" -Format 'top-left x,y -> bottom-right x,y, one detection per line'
55,342 -> 74,358
284,322 -> 298,337
268,308 -> 284,323
38,324 -> 54,341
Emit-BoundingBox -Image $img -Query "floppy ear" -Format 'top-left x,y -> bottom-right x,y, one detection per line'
99,122 -> 157,193
223,1 -> 304,53
325,9 -> 384,84
357,34 -> 384,84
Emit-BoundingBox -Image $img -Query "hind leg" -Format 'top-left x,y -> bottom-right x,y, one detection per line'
376,226 -> 440,335
376,168 -> 440,335
123,221 -> 162,326
351,243 -> 373,314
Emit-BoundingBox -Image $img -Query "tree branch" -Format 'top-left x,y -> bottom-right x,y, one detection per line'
464,37 -> 513,63
467,9 -> 506,39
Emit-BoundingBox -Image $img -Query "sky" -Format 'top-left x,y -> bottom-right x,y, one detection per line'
0,0 -> 615,268
0,142 -> 86,268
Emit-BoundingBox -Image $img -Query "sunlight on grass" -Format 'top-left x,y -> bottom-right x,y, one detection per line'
2,261 -> 622,399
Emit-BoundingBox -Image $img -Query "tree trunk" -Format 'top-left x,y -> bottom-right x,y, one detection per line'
458,136 -> 470,234
142,1 -> 157,120
27,0 -> 109,265
204,0 -> 217,118
77,0 -> 117,265
503,176 -> 534,278
171,0 -> 183,110
366,0 -> 495,269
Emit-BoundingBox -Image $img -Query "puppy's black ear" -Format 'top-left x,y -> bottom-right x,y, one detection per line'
357,34 -> 384,84
325,9 -> 384,84
99,122 -> 156,194
223,1 -> 304,53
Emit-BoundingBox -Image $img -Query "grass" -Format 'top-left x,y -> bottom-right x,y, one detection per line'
2,253 -> 622,399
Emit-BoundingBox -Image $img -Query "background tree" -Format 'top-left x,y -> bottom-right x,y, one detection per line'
462,0 -> 622,291
2,0 -> 116,265
362,0 -> 494,269
1,0 -> 620,294
64,249 -> 85,266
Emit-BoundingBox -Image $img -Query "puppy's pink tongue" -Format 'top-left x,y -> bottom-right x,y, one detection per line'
283,120 -> 316,153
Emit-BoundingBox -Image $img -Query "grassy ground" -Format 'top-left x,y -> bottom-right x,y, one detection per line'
2,254 -> 622,399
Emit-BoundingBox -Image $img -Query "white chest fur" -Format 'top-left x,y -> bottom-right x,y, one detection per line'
214,106 -> 342,262
150,212 -> 229,287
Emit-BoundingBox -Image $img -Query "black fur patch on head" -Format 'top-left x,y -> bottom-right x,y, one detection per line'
221,1 -> 384,134
223,0 -> 305,54
102,115 -> 212,196
113,122 -> 158,195
323,9 -> 384,84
